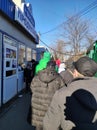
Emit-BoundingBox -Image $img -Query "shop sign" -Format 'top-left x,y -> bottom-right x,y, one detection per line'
15,6 -> 37,39
23,3 -> 35,27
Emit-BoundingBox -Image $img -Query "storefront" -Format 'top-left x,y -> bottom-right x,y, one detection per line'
0,32 -> 2,106
0,0 -> 39,105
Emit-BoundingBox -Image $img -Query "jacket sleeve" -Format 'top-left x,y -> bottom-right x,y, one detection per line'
30,75 -> 40,93
43,91 -> 61,130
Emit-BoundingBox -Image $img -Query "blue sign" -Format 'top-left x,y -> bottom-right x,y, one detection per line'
15,6 -> 37,40
23,4 -> 35,27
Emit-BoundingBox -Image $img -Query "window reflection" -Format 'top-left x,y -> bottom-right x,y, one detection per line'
18,44 -> 25,64
27,47 -> 31,61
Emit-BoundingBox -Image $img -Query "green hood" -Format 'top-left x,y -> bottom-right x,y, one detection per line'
35,52 -> 51,74
43,51 -> 51,59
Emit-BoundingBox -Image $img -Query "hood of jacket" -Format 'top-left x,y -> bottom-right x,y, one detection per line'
58,66 -> 65,73
38,67 -> 59,83
65,89 -> 97,124
43,51 -> 51,60
73,89 -> 97,111
35,52 -> 51,74
60,70 -> 73,85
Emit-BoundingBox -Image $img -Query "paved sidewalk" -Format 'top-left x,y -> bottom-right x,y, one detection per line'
0,92 -> 35,130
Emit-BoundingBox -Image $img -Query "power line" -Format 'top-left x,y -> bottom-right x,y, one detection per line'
40,0 -> 97,35
39,39 -> 85,56
79,4 -> 97,17
39,1 -> 97,56
76,0 -> 97,17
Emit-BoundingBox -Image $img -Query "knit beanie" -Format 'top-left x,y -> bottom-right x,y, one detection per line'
73,56 -> 97,77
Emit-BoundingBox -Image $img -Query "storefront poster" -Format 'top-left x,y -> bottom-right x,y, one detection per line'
6,48 -> 16,58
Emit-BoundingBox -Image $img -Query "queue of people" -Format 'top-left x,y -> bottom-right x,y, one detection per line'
43,56 -> 97,130
24,51 -> 97,130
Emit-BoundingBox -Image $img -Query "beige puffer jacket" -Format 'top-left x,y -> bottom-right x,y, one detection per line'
43,77 -> 97,130
30,67 -> 64,128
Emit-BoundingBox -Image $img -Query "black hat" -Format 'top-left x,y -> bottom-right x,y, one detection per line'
73,56 -> 97,77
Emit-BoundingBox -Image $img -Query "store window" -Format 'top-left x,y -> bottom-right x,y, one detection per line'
18,44 -> 26,64
27,47 -> 31,61
32,50 -> 36,60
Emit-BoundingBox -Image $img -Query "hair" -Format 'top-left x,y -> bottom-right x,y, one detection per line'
47,60 -> 56,68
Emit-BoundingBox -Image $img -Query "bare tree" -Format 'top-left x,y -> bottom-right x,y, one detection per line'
50,39 -> 68,61
86,34 -> 96,47
62,16 -> 90,55
50,15 -> 97,61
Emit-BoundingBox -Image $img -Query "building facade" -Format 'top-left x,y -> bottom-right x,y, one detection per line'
0,0 -> 39,106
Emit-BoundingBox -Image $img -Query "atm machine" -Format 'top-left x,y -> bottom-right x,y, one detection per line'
3,43 -> 17,103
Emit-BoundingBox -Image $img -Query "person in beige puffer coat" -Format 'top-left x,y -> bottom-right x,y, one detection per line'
30,60 -> 65,130
43,56 -> 97,130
